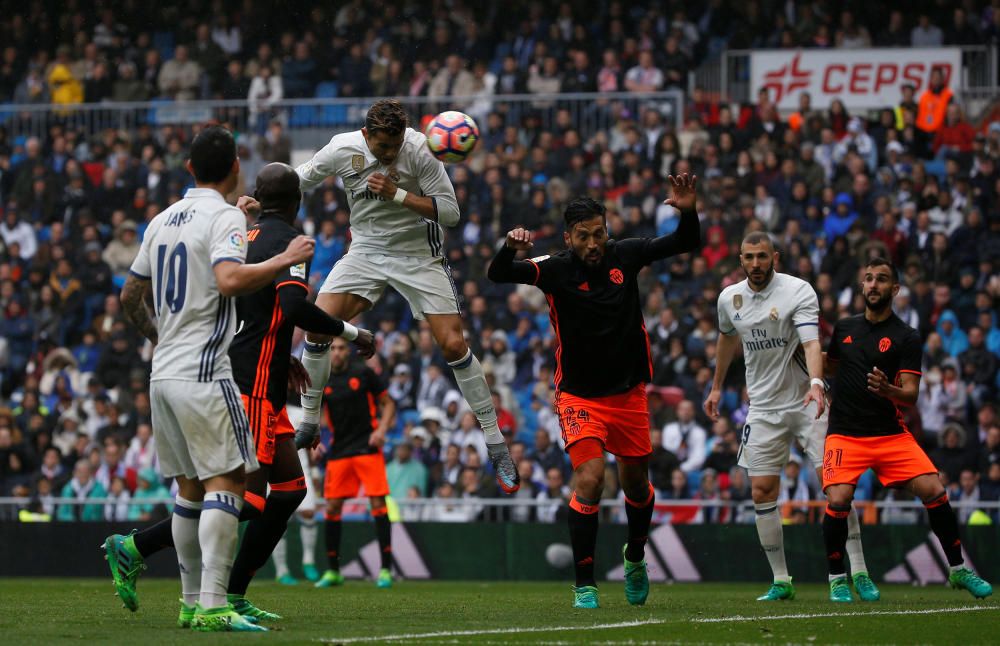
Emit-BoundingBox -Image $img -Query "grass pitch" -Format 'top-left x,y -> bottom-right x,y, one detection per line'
0,578 -> 996,644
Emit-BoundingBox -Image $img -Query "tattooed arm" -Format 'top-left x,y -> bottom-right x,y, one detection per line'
120,274 -> 158,345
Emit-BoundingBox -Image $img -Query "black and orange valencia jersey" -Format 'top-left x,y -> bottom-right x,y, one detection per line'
229,214 -> 310,409
488,209 -> 700,398
323,360 -> 387,460
827,313 -> 923,437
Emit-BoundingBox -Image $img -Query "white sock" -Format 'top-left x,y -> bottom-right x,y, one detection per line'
448,350 -> 502,445
300,341 -> 332,425
950,564 -> 967,572
300,517 -> 317,566
273,535 -> 290,578
754,502 -> 789,583
172,496 -> 203,606
198,491 -> 243,609
846,505 -> 869,576
830,573 -> 847,582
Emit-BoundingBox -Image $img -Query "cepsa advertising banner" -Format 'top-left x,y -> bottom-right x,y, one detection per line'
750,48 -> 962,111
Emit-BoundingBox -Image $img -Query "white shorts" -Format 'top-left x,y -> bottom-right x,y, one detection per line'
736,401 -> 826,477
150,378 -> 260,481
285,405 -> 317,512
319,251 -> 460,319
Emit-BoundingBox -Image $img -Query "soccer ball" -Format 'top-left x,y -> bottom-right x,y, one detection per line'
424,111 -> 479,163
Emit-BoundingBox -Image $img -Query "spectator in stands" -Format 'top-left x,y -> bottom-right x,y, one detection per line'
247,63 -> 283,134
387,442 -> 428,498
129,467 -> 169,521
282,41 -> 318,99
912,14 -> 945,47
55,458 -> 105,521
835,10 -> 872,48
191,23 -> 226,92
933,104 -> 975,157
157,45 -> 202,100
661,400 -> 707,474
917,67 -> 953,134
624,50 -> 663,93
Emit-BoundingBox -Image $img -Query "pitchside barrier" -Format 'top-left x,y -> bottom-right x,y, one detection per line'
2,498 -> 997,583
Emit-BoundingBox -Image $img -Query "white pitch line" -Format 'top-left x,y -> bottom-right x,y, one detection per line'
319,618 -> 666,643
692,605 -> 997,623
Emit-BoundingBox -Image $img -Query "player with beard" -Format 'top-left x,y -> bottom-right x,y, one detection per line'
706,232 -> 877,602
488,174 -> 700,609
821,257 -> 992,602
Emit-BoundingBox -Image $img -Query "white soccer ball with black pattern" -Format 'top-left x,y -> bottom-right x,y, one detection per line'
425,111 -> 480,163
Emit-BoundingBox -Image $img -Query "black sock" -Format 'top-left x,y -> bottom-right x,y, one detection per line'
567,494 -> 600,587
624,484 -> 654,563
823,504 -> 851,576
926,494 -> 964,567
132,517 -> 174,558
228,489 -> 304,596
374,512 -> 392,570
325,517 -> 342,571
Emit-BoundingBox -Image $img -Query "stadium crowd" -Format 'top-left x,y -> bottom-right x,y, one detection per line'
0,1 -> 998,525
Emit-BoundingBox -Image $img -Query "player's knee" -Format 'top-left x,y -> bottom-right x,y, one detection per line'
751,481 -> 779,503
574,467 -> 605,499
326,500 -> 344,517
299,508 -> 315,520
370,496 -> 387,510
825,487 -> 854,508
267,488 -> 306,518
439,335 -> 469,363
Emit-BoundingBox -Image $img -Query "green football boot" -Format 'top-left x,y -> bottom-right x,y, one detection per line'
572,585 -> 600,609
756,580 -> 795,601
315,570 -> 345,588
852,572 -> 881,601
101,531 -> 145,611
949,567 -> 993,599
276,573 -> 298,585
376,568 -> 393,589
622,545 -> 649,606
829,576 -> 854,602
228,595 -> 282,621
190,604 -> 268,632
177,600 -> 196,628
303,564 -> 321,582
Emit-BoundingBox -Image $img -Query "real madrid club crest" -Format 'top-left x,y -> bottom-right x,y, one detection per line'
351,154 -> 364,172
769,307 -> 779,321
388,169 -> 400,183
733,294 -> 743,310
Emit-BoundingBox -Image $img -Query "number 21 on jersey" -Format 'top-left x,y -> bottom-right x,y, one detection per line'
155,243 -> 188,314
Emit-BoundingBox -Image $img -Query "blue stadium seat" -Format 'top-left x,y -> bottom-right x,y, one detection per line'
315,82 -> 338,98
318,104 -> 349,127
289,105 -> 316,128
152,31 -> 175,62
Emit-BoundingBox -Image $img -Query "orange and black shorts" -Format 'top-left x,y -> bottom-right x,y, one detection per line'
822,432 -> 938,489
555,383 -> 651,467
324,452 -> 390,499
242,395 -> 295,466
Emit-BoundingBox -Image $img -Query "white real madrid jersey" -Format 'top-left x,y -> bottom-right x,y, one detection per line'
296,128 -> 460,257
130,188 -> 247,382
717,273 -> 821,411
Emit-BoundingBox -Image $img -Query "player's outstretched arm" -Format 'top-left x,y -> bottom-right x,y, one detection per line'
487,228 -> 541,285
214,235 -> 315,297
120,274 -> 158,345
276,285 -> 375,357
704,331 -> 739,421
624,174 -> 702,267
295,140 -> 338,192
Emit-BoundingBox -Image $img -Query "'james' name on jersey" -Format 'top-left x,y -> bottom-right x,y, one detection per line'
717,273 -> 821,411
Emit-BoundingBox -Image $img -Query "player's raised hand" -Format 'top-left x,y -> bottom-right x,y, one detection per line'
287,355 -> 312,394
803,382 -> 826,419
236,195 -> 261,217
664,173 -> 698,212
867,366 -> 890,397
353,327 -> 376,358
505,227 -> 534,251
283,235 -> 315,265
703,388 -> 722,421
367,172 -> 397,200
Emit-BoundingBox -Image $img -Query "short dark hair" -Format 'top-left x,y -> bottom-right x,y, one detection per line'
865,256 -> 898,283
189,126 -> 236,184
563,196 -> 606,227
365,99 -> 407,136
740,231 -> 774,252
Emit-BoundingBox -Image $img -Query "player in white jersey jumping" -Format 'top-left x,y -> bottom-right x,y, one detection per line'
293,99 -> 519,492
120,126 -> 314,631
703,232 -> 879,602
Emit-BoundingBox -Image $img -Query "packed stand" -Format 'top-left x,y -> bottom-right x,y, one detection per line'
0,1 -> 998,526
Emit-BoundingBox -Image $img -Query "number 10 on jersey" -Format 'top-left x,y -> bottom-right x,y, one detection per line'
155,243 -> 188,314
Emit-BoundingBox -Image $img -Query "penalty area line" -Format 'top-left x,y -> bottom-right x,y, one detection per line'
319,618 -> 667,643
692,605 -> 998,623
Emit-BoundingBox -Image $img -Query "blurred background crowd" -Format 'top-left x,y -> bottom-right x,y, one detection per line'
0,0 -> 998,525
